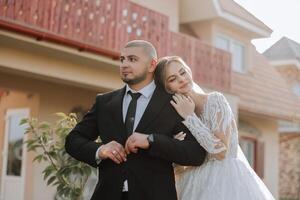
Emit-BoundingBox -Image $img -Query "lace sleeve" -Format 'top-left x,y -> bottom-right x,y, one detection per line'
182,92 -> 233,154
209,92 -> 234,134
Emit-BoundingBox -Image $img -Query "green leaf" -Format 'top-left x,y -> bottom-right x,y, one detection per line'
27,144 -> 41,152
74,187 -> 82,196
33,155 -> 44,163
38,122 -> 50,129
52,181 -> 60,186
57,183 -> 64,191
22,112 -> 91,199
43,166 -> 55,180
44,165 -> 55,172
55,112 -> 67,118
57,187 -> 65,197
47,176 -> 56,185
19,118 -> 28,125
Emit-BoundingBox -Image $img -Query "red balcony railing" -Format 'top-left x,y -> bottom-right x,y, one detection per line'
0,0 -> 231,91
168,32 -> 231,91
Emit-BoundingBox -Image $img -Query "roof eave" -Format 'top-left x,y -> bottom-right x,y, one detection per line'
269,59 -> 300,69
212,0 -> 272,38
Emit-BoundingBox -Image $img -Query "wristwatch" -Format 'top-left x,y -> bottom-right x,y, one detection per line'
147,134 -> 154,146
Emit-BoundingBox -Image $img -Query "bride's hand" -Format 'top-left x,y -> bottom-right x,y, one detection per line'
170,93 -> 195,119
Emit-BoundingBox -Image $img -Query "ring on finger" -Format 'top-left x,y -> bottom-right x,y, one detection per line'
112,150 -> 117,155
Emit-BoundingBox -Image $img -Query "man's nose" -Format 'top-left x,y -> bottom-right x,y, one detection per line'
120,60 -> 129,68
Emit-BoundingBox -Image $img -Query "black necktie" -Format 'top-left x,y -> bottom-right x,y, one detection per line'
125,91 -> 141,136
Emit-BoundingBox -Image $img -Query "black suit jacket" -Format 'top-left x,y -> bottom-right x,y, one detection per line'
65,85 -> 207,200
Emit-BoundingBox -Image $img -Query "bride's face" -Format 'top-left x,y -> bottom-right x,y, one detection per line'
165,61 -> 193,94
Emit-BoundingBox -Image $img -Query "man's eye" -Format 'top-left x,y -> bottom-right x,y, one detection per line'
129,57 -> 137,62
120,57 -> 124,63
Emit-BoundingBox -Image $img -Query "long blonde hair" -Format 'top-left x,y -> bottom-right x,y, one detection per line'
154,56 -> 204,94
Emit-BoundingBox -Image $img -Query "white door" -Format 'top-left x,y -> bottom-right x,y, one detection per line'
1,108 -> 29,200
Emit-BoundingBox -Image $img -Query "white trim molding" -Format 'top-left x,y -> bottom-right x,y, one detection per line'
279,120 -> 300,133
212,0 -> 271,38
1,108 -> 30,200
269,59 -> 300,69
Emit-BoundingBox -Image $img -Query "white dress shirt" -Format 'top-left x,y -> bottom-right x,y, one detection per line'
122,80 -> 156,131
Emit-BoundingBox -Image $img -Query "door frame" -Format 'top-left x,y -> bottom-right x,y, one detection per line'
1,108 -> 30,200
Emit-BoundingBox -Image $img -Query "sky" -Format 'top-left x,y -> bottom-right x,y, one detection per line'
233,0 -> 300,53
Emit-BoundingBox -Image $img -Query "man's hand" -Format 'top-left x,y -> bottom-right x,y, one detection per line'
125,132 -> 150,154
98,141 -> 127,164
174,131 -> 186,141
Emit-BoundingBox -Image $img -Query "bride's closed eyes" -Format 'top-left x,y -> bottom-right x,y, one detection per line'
167,68 -> 187,83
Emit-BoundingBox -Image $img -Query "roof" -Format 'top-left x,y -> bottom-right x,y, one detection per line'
219,0 -> 272,33
180,0 -> 272,38
263,37 -> 300,62
231,48 -> 300,121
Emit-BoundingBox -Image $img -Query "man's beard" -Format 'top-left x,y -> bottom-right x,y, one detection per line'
121,71 -> 147,85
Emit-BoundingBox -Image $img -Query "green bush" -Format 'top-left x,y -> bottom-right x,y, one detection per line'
22,113 -> 96,200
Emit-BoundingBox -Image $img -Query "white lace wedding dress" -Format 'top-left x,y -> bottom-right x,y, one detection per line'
176,92 -> 275,200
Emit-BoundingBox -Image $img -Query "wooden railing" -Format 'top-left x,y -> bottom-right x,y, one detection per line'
168,32 -> 231,91
0,0 -> 231,91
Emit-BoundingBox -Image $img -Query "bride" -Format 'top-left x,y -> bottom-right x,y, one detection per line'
154,56 -> 275,200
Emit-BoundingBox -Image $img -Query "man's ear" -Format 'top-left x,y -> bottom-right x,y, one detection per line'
149,59 -> 157,73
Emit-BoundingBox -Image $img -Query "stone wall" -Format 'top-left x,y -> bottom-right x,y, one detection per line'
279,133 -> 300,200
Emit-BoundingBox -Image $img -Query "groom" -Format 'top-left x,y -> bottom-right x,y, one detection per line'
65,40 -> 206,200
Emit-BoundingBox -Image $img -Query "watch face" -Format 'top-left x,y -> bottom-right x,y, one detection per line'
147,135 -> 152,143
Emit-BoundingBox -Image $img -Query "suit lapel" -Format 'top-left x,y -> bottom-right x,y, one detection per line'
135,86 -> 171,132
110,86 -> 127,142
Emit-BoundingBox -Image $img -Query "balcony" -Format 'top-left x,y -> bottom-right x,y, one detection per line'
0,0 -> 231,92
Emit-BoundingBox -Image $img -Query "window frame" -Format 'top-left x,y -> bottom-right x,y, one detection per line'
214,34 -> 247,73
240,136 -> 257,168
240,135 -> 265,179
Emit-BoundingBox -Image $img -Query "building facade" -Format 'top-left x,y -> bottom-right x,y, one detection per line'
264,37 -> 300,200
0,0 -> 299,199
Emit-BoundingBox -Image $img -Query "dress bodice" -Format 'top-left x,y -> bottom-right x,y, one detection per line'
182,92 -> 239,161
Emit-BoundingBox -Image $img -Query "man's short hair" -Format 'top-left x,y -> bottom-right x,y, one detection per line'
124,40 -> 157,60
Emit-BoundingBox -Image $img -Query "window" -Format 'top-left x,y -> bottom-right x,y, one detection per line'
240,137 -> 255,168
6,114 -> 27,176
240,136 -> 265,178
232,42 -> 245,72
215,36 -> 230,51
215,35 -> 246,73
293,83 -> 300,97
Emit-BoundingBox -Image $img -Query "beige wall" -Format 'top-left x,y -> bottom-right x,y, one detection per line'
0,72 -> 100,200
187,20 -> 214,44
0,31 -> 122,92
239,114 -> 279,199
130,0 -> 179,32
179,0 -> 217,24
